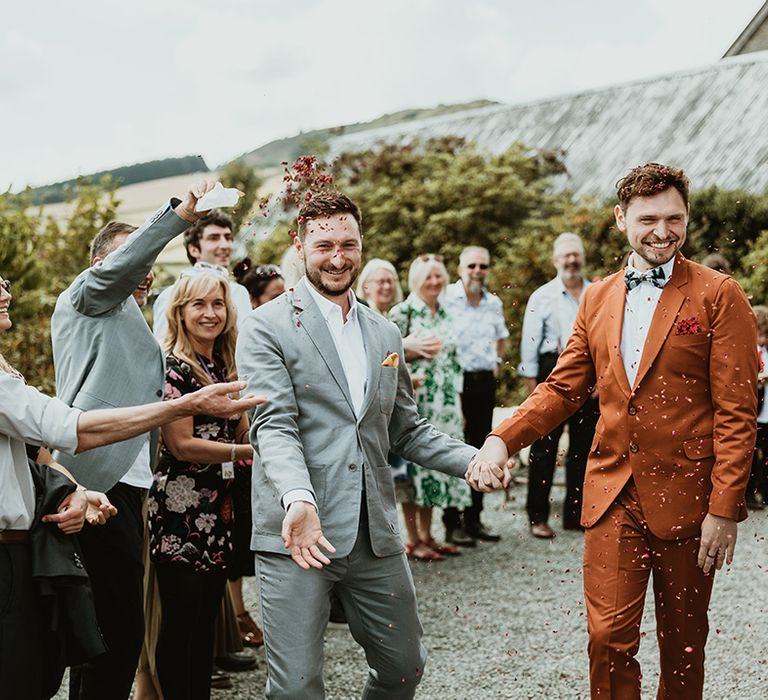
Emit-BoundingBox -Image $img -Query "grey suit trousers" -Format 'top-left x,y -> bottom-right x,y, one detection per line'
256,504 -> 426,700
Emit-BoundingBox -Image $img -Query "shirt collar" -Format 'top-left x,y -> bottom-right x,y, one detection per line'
626,254 -> 676,281
305,280 -> 358,322
554,275 -> 590,299
450,279 -> 487,302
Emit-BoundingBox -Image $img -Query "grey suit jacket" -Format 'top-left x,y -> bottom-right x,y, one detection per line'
236,277 -> 477,558
51,201 -> 189,491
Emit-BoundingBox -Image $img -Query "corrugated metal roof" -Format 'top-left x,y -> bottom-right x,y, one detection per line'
328,53 -> 768,198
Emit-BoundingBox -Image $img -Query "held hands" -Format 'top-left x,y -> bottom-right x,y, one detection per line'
186,381 -> 267,419
697,513 -> 738,574
281,501 -> 336,571
465,435 -> 511,492
42,489 -> 118,533
174,180 -> 218,223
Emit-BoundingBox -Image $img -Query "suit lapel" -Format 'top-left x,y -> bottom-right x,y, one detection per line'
604,273 -> 632,399
633,254 -> 689,390
357,309 -> 381,421
291,279 -> 355,413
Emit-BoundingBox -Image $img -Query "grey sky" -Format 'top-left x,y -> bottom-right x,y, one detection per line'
1,0 -> 762,191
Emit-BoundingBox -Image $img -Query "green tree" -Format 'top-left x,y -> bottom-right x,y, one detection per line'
0,178 -> 119,393
220,160 -> 264,235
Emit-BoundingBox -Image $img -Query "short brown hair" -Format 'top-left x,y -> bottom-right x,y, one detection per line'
753,305 -> 768,336
90,221 -> 138,261
701,253 -> 731,275
297,191 -> 362,241
182,210 -> 234,265
616,163 -> 690,211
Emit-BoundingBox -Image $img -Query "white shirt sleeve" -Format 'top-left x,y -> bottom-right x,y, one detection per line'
0,373 -> 81,454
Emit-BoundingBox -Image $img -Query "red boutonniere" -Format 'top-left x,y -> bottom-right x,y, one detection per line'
675,316 -> 704,335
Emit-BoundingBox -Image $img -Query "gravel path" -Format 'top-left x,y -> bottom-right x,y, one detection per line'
52,480 -> 768,699
224,482 -> 768,699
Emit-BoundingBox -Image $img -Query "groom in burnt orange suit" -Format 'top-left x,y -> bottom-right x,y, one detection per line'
467,163 -> 758,699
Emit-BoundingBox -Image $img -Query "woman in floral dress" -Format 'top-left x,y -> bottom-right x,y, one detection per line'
389,254 -> 472,561
148,273 -> 253,699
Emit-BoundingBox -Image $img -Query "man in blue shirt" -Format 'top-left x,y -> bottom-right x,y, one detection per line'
444,246 -> 508,544
518,233 -> 599,538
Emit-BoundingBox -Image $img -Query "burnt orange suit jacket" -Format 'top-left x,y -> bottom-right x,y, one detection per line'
494,254 -> 758,539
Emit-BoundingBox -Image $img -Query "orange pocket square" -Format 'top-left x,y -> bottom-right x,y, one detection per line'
381,352 -> 399,368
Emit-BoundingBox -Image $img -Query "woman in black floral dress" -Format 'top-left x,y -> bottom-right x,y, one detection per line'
148,273 -> 252,700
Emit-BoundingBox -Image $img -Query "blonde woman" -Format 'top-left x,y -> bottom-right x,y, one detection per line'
356,258 -> 403,314
148,273 -> 252,699
389,254 -> 472,560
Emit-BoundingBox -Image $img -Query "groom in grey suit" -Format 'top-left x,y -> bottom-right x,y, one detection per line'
51,181 -> 216,700
236,191 -> 478,699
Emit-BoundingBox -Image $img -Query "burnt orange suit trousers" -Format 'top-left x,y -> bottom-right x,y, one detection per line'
583,480 -> 715,699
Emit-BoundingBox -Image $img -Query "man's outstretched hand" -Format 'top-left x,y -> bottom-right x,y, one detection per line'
697,513 -> 738,574
174,180 -> 217,222
282,501 -> 336,570
465,435 -> 511,492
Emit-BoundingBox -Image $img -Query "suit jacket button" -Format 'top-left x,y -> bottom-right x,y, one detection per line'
628,405 -> 637,416
389,522 -> 396,532
156,390 -> 163,397
73,554 -> 83,568
348,463 -> 358,471
629,442 -> 639,453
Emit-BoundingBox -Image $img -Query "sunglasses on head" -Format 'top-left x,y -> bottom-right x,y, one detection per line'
467,263 -> 489,270
0,279 -> 10,294
418,254 -> 444,262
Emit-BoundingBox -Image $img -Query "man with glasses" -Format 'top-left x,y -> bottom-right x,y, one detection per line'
444,246 -> 508,544
152,210 -> 252,346
518,232 -> 599,538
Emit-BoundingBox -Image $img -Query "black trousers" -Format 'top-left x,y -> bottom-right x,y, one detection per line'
155,564 -> 228,700
0,541 -> 44,700
444,370 -> 496,531
526,396 -> 599,528
69,483 -> 146,700
748,422 -> 768,501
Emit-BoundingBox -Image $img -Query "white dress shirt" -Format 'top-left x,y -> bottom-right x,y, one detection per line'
1,372 -> 81,530
620,256 -> 676,389
283,283 -> 369,511
519,275 -> 590,378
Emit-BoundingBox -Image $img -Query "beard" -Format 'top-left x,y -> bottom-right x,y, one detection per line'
558,267 -> 581,282
464,277 -> 485,294
305,263 -> 360,298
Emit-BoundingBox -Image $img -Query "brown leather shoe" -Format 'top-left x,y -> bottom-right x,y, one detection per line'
530,522 -> 555,539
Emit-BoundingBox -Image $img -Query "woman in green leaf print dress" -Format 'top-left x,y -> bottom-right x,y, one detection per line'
389,254 -> 472,560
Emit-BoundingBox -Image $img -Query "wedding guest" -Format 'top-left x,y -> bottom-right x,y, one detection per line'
51,181 -> 221,700
356,258 -> 403,314
749,304 -> 768,509
518,233 -> 599,538
389,254 -> 472,560
279,244 -> 305,287
0,272 -> 260,700
701,252 -> 732,275
148,273 -> 253,700
152,211 -> 252,347
443,246 -> 508,545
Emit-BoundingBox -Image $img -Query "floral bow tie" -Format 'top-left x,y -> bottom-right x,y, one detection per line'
624,266 -> 667,291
